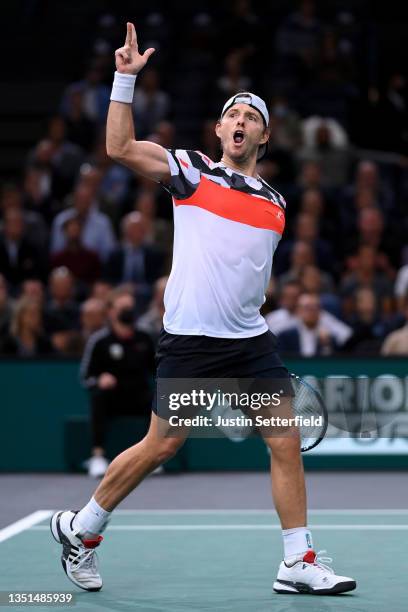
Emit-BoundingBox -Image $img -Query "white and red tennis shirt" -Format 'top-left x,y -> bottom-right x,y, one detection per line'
160,149 -> 287,339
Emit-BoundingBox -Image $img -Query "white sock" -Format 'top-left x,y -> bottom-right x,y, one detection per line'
282,526 -> 313,560
73,497 -> 111,536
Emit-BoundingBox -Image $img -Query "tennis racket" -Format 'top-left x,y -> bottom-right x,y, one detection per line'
211,374 -> 328,452
290,374 -> 328,452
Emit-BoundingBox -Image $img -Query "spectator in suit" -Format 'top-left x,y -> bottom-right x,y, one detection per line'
104,212 -> 164,310
50,214 -> 101,286
268,279 -> 351,346
0,209 -> 45,292
340,245 -> 394,319
51,172 -> 116,262
44,267 -> 79,353
0,297 -> 53,356
274,212 -> 334,276
0,183 -> 49,251
277,293 -> 337,356
342,287 -> 386,354
266,281 -> 302,336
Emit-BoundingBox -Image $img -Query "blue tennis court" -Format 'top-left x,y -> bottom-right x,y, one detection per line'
1,504 -> 406,612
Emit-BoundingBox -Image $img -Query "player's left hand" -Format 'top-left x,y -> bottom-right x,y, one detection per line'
115,22 -> 155,75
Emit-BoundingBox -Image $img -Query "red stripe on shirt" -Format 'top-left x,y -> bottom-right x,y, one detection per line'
174,175 -> 285,233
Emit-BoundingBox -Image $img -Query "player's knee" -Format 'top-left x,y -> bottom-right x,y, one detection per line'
266,433 -> 301,460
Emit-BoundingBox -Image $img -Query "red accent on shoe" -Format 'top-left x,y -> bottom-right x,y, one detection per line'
82,535 -> 103,549
303,550 -> 316,564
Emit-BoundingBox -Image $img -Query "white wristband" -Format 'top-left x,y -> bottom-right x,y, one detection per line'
110,71 -> 137,103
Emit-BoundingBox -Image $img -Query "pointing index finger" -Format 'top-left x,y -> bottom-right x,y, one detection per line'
130,22 -> 137,48
125,22 -> 132,45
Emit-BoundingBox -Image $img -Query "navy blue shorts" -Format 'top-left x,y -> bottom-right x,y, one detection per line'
153,329 -> 292,415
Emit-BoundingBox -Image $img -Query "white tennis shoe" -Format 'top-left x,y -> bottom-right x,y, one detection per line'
273,549 -> 356,595
50,510 -> 103,591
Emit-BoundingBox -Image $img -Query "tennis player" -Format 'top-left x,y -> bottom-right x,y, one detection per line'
51,23 -> 356,596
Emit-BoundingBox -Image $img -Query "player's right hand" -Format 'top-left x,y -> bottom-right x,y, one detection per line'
115,22 -> 155,75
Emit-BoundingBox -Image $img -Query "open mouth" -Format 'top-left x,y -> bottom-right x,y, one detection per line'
233,130 -> 245,144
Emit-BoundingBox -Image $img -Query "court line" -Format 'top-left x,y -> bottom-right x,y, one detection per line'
0,510 -> 53,543
113,509 -> 408,515
32,524 -> 408,531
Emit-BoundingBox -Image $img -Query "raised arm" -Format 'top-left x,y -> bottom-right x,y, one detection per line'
106,22 -> 170,183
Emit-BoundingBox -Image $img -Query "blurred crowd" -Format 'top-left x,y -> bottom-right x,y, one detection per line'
1,0 -> 408,358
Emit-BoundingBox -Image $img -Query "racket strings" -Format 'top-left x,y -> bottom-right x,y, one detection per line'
291,375 -> 327,451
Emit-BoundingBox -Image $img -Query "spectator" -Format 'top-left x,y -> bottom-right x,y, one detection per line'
275,0 -> 321,64
266,281 -> 302,335
300,264 -> 338,314
134,190 -> 173,260
104,212 -> 165,306
298,117 -> 350,188
216,51 -> 252,99
299,187 -> 324,218
268,278 -> 351,346
275,211 -> 334,275
341,245 -> 394,317
90,280 -> 114,303
20,279 -> 45,307
277,240 -> 315,287
381,302 -> 408,355
80,288 -> 155,477
50,214 -> 101,286
0,208 -> 45,292
147,120 -> 176,150
60,63 -> 110,125
0,274 -> 14,334
28,116 -> 84,199
80,298 -> 107,340
132,68 -> 170,139
277,293 -> 337,356
44,267 -> 79,352
87,132 -> 132,217
62,87 -> 97,152
22,166 -> 59,226
51,174 -> 116,262
299,187 -> 335,242
341,160 -> 394,214
269,95 -> 301,152
0,297 -> 53,356
342,288 -> 386,354
137,276 -> 168,344
0,183 -> 48,250
345,207 -> 399,274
